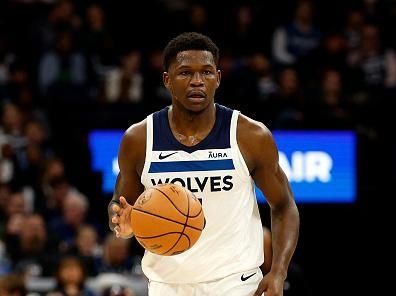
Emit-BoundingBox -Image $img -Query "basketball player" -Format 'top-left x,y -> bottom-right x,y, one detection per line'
109,32 -> 299,296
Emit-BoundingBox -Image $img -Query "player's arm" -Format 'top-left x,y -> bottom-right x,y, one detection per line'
238,115 -> 299,295
108,120 -> 146,238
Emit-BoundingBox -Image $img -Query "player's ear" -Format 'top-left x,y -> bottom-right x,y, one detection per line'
163,72 -> 170,90
216,69 -> 221,89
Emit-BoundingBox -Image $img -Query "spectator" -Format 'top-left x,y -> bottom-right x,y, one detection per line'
0,32 -> 16,98
344,10 -> 365,51
0,274 -> 26,296
102,50 -> 143,103
308,69 -> 352,129
348,24 -> 396,90
142,49 -> 171,106
66,225 -> 101,276
38,30 -> 88,100
0,103 -> 26,185
41,175 -> 70,221
30,0 -> 82,55
215,50 -> 239,105
185,4 -> 210,36
7,214 -> 58,277
272,0 -> 321,66
225,5 -> 260,56
271,68 -> 305,128
0,183 -> 12,225
318,32 -> 348,73
5,191 -> 28,218
81,3 -> 115,82
250,53 -> 278,102
97,234 -> 138,275
47,256 -> 96,296
49,190 -> 90,250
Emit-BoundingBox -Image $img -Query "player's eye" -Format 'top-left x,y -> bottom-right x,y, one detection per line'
179,71 -> 191,76
203,70 -> 213,75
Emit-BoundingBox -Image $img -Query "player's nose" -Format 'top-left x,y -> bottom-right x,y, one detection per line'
190,72 -> 204,86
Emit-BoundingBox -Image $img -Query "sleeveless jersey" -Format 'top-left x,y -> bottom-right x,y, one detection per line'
140,104 -> 264,283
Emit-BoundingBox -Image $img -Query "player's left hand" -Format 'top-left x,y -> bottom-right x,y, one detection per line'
254,271 -> 284,296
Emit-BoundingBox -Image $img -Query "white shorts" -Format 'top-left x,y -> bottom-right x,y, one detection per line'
148,267 -> 263,296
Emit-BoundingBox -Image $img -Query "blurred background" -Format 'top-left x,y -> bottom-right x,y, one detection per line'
1,0 -> 394,295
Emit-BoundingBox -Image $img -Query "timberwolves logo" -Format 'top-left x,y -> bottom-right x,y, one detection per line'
151,175 -> 234,193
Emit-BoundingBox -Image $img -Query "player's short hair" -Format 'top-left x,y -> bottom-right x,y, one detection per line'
163,32 -> 219,71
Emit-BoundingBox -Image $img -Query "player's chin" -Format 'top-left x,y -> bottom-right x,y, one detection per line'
184,96 -> 210,112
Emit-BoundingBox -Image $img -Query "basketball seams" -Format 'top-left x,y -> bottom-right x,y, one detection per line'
132,207 -> 203,232
153,187 -> 188,216
159,187 -> 191,255
135,231 -> 184,239
161,233 -> 191,256
187,206 -> 202,218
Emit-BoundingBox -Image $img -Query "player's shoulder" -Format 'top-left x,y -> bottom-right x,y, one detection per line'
122,118 -> 147,146
236,113 -> 278,170
237,113 -> 272,141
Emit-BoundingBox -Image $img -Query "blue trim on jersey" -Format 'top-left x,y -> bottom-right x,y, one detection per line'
152,104 -> 233,153
149,159 -> 235,173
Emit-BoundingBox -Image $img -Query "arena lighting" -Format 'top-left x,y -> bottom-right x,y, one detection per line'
89,130 -> 356,203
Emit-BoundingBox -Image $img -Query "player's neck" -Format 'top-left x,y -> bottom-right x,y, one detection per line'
168,103 -> 216,143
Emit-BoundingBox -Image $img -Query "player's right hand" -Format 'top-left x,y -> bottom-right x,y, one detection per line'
111,196 -> 134,239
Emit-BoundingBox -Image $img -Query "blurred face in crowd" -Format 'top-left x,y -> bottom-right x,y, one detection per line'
104,235 -> 130,265
56,0 -> 74,21
6,192 -> 26,217
190,5 -> 207,28
56,31 -> 74,54
76,226 -> 97,256
9,66 -> 28,85
362,25 -> 380,53
296,1 -> 313,24
322,70 -> 342,95
149,50 -> 163,72
26,144 -> 44,165
249,53 -> 270,76
57,258 -> 85,286
87,4 -> 104,30
163,50 -> 220,113
0,275 -> 26,296
218,53 -> 234,76
237,6 -> 253,28
43,159 -> 65,183
1,103 -> 23,133
325,34 -> 346,54
279,69 -> 299,96
122,51 -> 141,74
25,121 -> 46,145
0,184 -> 12,212
63,194 -> 87,227
20,215 -> 47,253
6,213 -> 24,235
47,177 -> 70,207
347,10 -> 364,30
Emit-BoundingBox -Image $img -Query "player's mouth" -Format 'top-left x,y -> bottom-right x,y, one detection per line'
186,90 -> 207,103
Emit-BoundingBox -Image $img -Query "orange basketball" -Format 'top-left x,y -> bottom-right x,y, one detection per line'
130,183 -> 205,256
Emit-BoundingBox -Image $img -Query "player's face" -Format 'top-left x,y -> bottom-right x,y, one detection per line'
164,50 -> 221,112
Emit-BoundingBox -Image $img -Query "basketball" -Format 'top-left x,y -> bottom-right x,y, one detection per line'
130,183 -> 205,256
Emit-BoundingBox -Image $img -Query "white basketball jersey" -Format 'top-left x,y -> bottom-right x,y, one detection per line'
140,104 -> 264,283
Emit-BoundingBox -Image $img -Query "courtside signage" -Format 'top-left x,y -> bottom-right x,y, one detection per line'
89,130 -> 356,203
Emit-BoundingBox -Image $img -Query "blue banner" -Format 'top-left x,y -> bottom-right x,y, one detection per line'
89,130 -> 356,203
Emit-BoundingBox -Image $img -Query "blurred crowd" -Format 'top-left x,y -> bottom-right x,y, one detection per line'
1,0 -> 396,295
